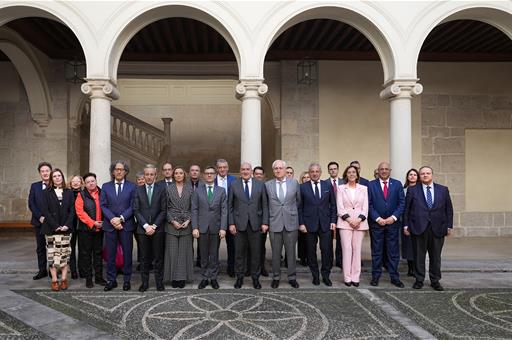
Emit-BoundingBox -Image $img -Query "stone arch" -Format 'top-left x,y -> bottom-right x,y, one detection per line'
106,3 -> 243,82
411,3 -> 512,76
257,3 -> 398,83
0,27 -> 51,127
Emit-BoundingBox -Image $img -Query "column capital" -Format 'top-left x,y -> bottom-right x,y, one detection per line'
380,79 -> 423,101
81,79 -> 120,101
235,80 -> 268,100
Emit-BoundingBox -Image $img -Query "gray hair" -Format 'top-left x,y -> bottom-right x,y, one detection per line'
216,158 -> 228,167
272,160 -> 286,169
144,164 -> 157,171
308,162 -> 321,171
240,161 -> 252,169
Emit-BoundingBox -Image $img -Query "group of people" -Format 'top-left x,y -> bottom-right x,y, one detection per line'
28,157 -> 453,292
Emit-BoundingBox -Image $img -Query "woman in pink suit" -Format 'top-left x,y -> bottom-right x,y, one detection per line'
337,165 -> 369,287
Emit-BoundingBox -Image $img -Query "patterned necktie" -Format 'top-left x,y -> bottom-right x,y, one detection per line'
147,185 -> 153,205
332,179 -> 337,196
207,186 -> 214,204
426,186 -> 433,209
244,180 -> 250,200
314,181 -> 320,200
278,181 -> 285,203
116,182 -> 121,196
383,181 -> 388,199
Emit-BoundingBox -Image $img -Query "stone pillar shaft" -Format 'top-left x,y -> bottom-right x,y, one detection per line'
236,81 -> 268,167
81,80 -> 119,185
380,80 -> 423,180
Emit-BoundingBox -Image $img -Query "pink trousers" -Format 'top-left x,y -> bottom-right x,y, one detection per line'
340,229 -> 365,283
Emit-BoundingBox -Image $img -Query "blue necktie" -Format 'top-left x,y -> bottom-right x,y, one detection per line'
116,182 -> 121,196
426,186 -> 433,209
244,180 -> 250,200
314,181 -> 320,200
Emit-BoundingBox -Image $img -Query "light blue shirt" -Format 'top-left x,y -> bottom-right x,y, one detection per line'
422,183 -> 434,206
276,179 -> 287,200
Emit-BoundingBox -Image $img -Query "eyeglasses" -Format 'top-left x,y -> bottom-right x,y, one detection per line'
114,168 -> 125,171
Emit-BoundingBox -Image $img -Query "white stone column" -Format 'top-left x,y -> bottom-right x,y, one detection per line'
81,79 -> 119,185
236,80 -> 268,167
380,80 -> 423,180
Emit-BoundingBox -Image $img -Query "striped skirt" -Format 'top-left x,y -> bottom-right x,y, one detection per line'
45,234 -> 72,269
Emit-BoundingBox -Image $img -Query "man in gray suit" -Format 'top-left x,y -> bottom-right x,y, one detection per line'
229,162 -> 269,289
265,160 -> 301,289
192,166 -> 227,289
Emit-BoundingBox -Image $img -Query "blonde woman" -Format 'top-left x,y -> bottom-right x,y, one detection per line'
67,175 -> 84,279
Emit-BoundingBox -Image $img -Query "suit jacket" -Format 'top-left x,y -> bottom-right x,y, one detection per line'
40,188 -> 75,235
100,180 -> 137,232
298,180 -> 336,233
265,178 -> 301,232
359,177 -> 370,187
228,178 -> 269,231
368,178 -> 405,226
336,184 -> 369,230
28,181 -> 46,226
132,183 -> 167,235
192,184 -> 227,234
214,174 -> 236,194
403,183 -> 453,237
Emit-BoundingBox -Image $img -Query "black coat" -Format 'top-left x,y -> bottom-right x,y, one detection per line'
132,183 -> 167,234
40,188 -> 76,235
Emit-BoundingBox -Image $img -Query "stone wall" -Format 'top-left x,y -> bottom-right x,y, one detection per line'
280,61 -> 319,176
421,93 -> 512,236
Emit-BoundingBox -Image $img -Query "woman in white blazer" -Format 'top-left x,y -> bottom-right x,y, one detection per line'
336,165 -> 369,287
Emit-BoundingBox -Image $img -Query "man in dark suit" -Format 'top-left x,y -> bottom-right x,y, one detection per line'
100,160 -> 137,291
326,161 -> 344,269
368,161 -> 405,287
158,162 -> 173,187
189,164 -> 203,267
229,162 -> 269,289
299,163 -> 337,286
214,159 -> 236,277
192,166 -> 228,289
28,161 -> 52,280
132,164 -> 167,292
350,160 -> 369,186
251,166 -> 269,276
404,166 -> 453,291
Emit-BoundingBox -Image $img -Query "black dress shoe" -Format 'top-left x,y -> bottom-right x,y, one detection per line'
123,282 -> 131,291
198,279 -> 209,289
171,280 -> 178,288
95,277 -> 107,286
391,280 -> 405,288
344,281 -> 352,287
104,281 -> 118,291
271,280 -> 279,289
211,279 -> 219,289
299,258 -> 307,266
289,280 -> 299,289
85,278 -> 94,288
431,282 -> 444,291
227,269 -> 235,278
138,283 -> 149,292
234,277 -> 243,289
136,264 -> 141,272
370,278 -> 379,286
260,268 -> 269,277
156,283 -> 165,291
33,271 -> 48,280
253,279 -> 261,289
352,282 -> 360,287
178,281 -> 186,288
322,277 -> 332,287
312,277 -> 320,286
244,271 -> 251,277
195,260 -> 201,268
412,281 -> 423,289
71,271 -> 78,280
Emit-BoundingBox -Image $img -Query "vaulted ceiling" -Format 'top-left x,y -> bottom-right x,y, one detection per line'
1,17 -> 512,62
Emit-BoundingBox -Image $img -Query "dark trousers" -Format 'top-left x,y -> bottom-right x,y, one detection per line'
69,231 -> 78,273
78,230 -> 103,279
200,233 -> 220,280
225,232 -> 235,272
139,232 -> 165,285
235,226 -> 261,279
33,225 -> 47,272
411,225 -> 445,283
370,223 -> 400,281
247,232 -> 267,271
298,232 -> 307,262
334,230 -> 342,267
105,229 -> 133,283
306,229 -> 333,279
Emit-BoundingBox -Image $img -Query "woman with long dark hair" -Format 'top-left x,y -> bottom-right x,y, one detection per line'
402,168 -> 420,276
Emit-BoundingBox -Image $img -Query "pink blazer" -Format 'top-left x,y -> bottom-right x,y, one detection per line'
336,184 -> 369,230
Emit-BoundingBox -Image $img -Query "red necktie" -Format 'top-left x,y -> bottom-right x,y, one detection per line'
332,179 -> 337,195
383,181 -> 388,199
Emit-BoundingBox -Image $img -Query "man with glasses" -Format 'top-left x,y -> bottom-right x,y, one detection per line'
192,166 -> 227,289
100,161 -> 137,291
159,162 -> 173,187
